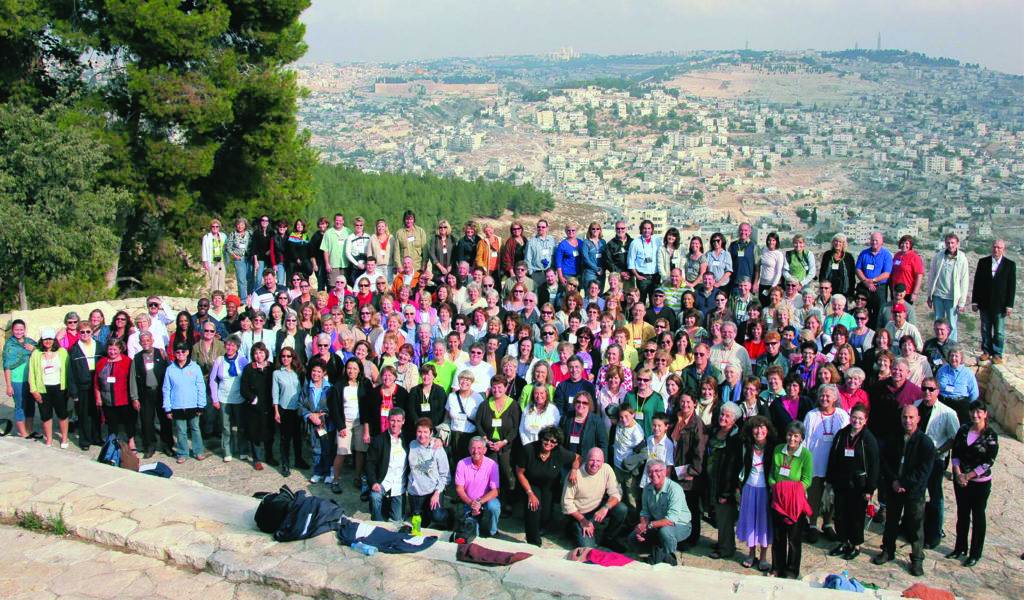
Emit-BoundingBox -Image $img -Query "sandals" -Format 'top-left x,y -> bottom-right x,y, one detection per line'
742,557 -> 756,568
758,561 -> 771,573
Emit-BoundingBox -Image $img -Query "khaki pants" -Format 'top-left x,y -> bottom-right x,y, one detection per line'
207,261 -> 225,292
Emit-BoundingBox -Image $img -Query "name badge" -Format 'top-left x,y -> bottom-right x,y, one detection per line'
43,365 -> 56,374
823,433 -> 834,441
894,260 -> 902,266
572,251 -> 578,258
144,361 -> 154,371
933,358 -> 943,366
491,251 -> 498,259
866,264 -> 874,271
675,465 -> 687,478
944,385 -> 955,394
420,403 -> 431,412
643,257 -> 652,264
844,448 -> 855,458
570,435 -> 581,445
316,426 -> 327,437
106,376 -> 116,384
779,467 -> 791,477
831,263 -> 838,270
453,415 -> 467,429
380,408 -> 390,416
442,248 -> 448,254
407,236 -> 415,243
567,395 -> 574,405
491,418 -> 503,428
635,412 -> 644,420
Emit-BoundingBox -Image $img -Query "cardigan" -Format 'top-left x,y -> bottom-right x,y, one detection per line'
767,444 -> 813,490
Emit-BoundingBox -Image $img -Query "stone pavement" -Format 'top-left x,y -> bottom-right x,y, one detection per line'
0,525 -> 312,600
0,436 -> 909,600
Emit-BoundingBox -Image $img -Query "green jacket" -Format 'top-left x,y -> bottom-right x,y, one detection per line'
767,443 -> 813,490
28,348 -> 69,394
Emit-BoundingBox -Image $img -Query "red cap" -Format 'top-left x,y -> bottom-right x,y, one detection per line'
226,294 -> 242,306
892,303 -> 907,314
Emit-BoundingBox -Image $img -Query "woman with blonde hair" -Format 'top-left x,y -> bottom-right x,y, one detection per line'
475,222 -> 502,278
370,218 -> 397,280
818,233 -> 856,298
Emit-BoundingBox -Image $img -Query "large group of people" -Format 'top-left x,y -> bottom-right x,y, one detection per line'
4,210 -> 1015,579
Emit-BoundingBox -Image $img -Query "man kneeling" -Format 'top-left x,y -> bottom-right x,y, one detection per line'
366,408 -> 409,523
564,447 -> 627,549
629,459 -> 691,564
454,436 -> 501,538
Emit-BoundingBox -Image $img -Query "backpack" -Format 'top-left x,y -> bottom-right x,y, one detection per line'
448,513 -> 478,544
254,485 -> 296,533
97,434 -> 121,466
273,491 -> 345,542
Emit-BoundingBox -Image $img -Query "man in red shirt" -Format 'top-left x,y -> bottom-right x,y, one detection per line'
891,235 -> 924,307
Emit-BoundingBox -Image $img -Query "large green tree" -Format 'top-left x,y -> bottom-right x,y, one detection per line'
0,1 -> 315,304
0,104 -> 128,309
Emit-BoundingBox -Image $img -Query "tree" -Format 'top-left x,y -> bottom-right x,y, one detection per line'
0,104 -> 130,309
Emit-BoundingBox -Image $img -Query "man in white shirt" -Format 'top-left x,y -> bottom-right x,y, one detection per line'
710,321 -> 753,377
914,377 -> 960,549
367,408 -> 408,523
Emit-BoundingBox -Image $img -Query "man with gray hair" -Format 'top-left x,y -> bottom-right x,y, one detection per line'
563,447 -> 627,549
129,330 -> 173,457
454,436 -> 502,538
710,321 -> 752,377
525,219 -> 557,289
629,457 -> 691,564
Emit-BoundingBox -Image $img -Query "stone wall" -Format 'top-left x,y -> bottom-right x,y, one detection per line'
977,361 -> 1024,441
0,296 -> 198,347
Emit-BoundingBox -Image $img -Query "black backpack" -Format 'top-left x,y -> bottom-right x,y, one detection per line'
273,491 -> 345,542
254,485 -> 296,533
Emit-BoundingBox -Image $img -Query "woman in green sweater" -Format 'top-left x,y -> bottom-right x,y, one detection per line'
767,420 -> 813,579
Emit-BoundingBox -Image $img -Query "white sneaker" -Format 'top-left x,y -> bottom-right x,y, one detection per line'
239,454 -> 251,460
324,474 -> 335,484
60,442 -> 69,449
309,474 -> 323,483
223,455 -> 233,463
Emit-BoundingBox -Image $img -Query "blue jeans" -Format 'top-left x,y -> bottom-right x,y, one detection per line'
254,260 -> 265,294
275,264 -> 287,287
461,499 -> 501,537
629,522 -> 692,557
980,309 -> 1006,357
932,296 -> 959,341
408,493 -> 449,528
173,414 -> 204,458
369,489 -> 405,523
220,404 -> 247,458
233,259 -> 250,298
10,380 -> 34,422
309,428 -> 337,477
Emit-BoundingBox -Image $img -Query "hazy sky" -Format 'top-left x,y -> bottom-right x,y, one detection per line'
300,0 -> 1024,75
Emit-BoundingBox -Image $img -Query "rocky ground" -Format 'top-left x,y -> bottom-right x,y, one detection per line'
0,525 -> 312,600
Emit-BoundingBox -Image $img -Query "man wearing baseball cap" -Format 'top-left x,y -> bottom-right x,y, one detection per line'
885,303 -> 923,354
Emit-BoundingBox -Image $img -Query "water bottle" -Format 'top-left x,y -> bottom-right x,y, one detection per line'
410,515 -> 422,536
351,542 -> 377,556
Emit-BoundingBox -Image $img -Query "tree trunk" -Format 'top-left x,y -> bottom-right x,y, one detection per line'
105,251 -> 120,291
18,276 -> 28,311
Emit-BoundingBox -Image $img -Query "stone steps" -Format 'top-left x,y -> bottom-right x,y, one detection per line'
0,436 -> 901,599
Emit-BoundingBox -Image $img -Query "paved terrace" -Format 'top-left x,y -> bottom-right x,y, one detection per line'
0,435 -> 911,600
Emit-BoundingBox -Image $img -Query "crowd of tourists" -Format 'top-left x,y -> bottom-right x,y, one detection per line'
3,209 -> 1015,578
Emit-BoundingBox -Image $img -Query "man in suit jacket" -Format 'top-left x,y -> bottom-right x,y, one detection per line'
971,240 -> 1016,364
873,404 -> 936,576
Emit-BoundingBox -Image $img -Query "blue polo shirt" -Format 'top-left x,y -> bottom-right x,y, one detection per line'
855,247 -> 893,284
627,236 -> 661,275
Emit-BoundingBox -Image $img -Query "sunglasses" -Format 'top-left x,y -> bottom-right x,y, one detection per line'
921,386 -> 938,392
204,329 -> 216,333
638,377 -> 652,383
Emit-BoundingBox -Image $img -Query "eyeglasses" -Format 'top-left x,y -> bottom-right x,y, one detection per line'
643,348 -> 656,353
638,377 -> 652,382
148,302 -> 160,308
512,227 -> 523,232
285,318 -> 297,322
211,224 -> 220,229
694,352 -> 708,357
359,283 -> 370,288
921,386 -> 937,392
281,354 -> 293,359
541,310 -> 553,315
203,329 -> 216,333
115,317 -> 127,322
543,331 -> 556,336
540,438 -> 558,445
79,330 -> 92,334
318,343 -> 330,348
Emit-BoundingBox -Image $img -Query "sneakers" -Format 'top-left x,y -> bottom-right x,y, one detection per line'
324,474 -> 335,484
254,462 -> 264,471
331,480 -> 343,494
309,474 -> 323,483
223,455 -> 233,463
59,442 -> 69,449
908,561 -> 924,576
240,454 -> 251,461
